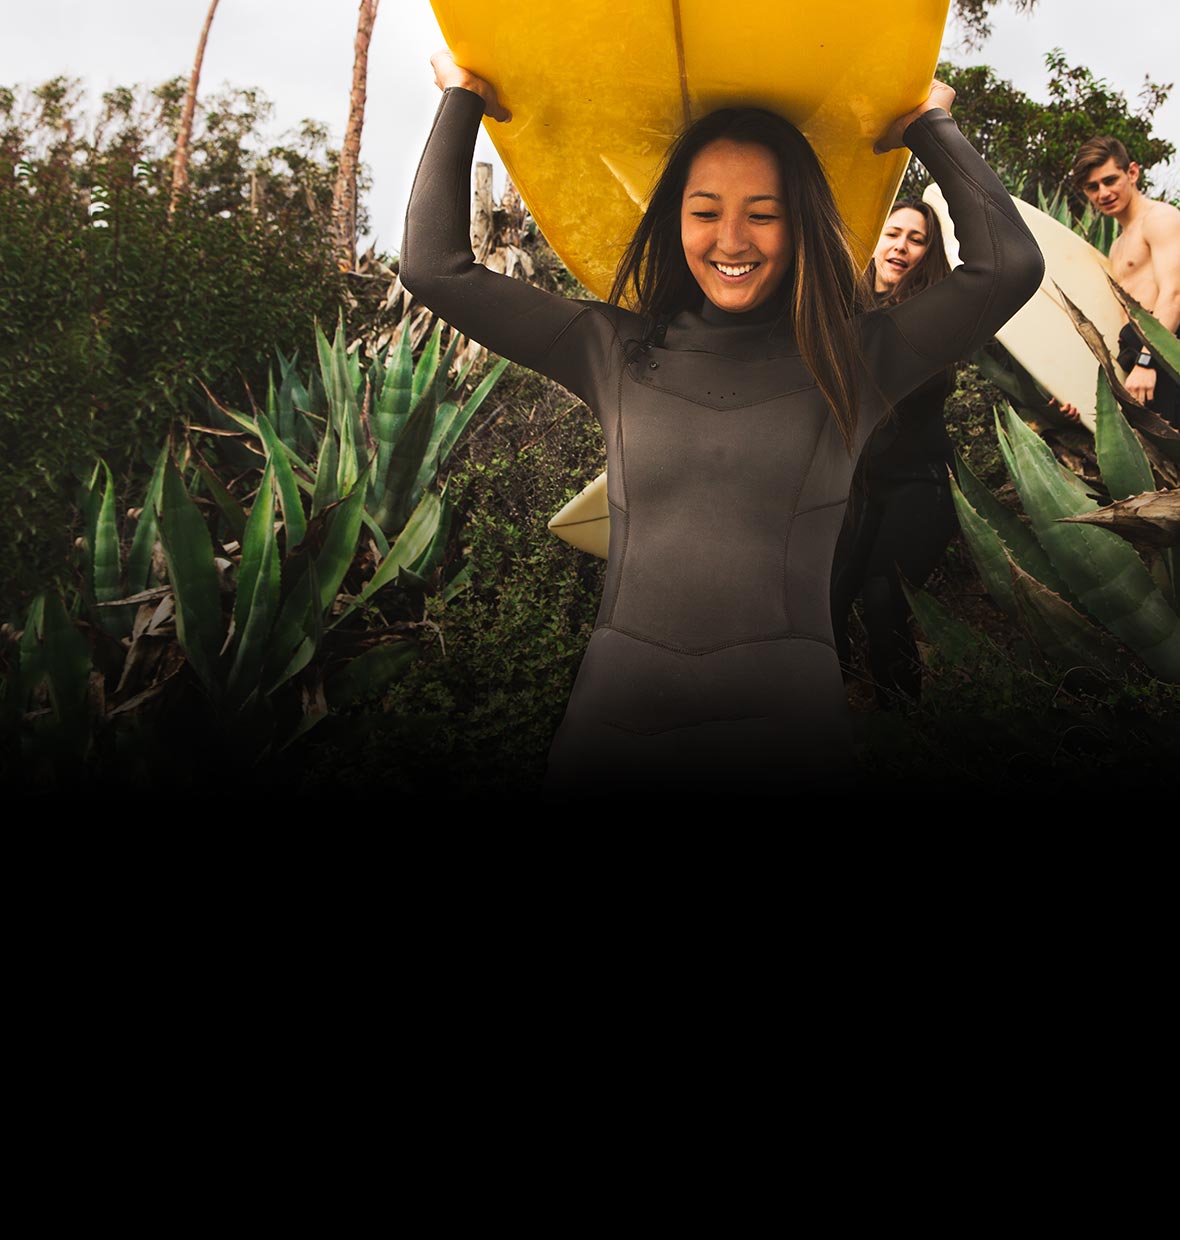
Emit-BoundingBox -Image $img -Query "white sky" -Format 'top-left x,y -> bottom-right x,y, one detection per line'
2,1 -> 1177,254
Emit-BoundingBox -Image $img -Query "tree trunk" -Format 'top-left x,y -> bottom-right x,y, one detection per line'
170,0 -> 221,215
332,0 -> 380,272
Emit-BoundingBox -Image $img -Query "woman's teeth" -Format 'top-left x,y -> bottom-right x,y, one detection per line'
714,262 -> 757,276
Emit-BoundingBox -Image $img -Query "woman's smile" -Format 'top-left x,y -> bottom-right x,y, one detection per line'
681,139 -> 792,313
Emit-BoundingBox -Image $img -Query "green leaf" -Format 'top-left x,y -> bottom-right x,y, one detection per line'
40,591 -> 93,744
344,489 -> 443,620
195,460 -> 248,544
955,451 -> 1067,595
435,328 -> 460,408
1107,276 -> 1180,386
371,328 -> 414,512
360,508 -> 391,561
1009,559 -> 1130,680
89,460 -> 122,606
255,409 -> 308,548
442,561 -> 473,604
372,385 -> 437,533
901,581 -> 985,667
263,555 -> 322,694
439,357 -> 507,467
314,485 -> 367,614
156,458 -> 224,693
311,415 -> 339,518
1095,368 -> 1156,501
411,492 -> 454,580
325,642 -> 418,708
127,444 -> 169,594
411,321 -> 442,406
949,478 -> 1018,618
1003,405 -> 1180,680
327,320 -> 361,498
227,466 -> 281,703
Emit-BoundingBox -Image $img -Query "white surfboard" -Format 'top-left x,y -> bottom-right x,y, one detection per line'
923,185 -> 1125,432
547,472 -> 610,559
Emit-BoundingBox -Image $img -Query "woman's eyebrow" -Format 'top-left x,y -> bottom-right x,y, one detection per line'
685,190 -> 783,204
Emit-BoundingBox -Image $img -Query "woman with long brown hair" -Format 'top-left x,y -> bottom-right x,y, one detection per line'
830,200 -> 960,708
400,54 -> 1042,793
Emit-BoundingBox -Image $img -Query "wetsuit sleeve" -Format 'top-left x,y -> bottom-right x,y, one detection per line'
400,87 -> 596,397
860,107 -> 1045,406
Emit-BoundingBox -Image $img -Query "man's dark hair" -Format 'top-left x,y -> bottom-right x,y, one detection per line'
1071,136 -> 1132,188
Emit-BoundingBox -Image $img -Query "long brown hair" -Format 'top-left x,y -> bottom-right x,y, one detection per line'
609,107 -> 870,454
868,200 -> 950,307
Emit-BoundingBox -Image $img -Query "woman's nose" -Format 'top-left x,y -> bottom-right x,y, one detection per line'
718,217 -> 750,253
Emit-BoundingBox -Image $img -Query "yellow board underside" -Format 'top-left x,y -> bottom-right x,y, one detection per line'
429,0 -> 950,298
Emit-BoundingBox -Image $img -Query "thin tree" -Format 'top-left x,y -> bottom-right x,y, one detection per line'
332,0 -> 380,271
170,0 -> 221,214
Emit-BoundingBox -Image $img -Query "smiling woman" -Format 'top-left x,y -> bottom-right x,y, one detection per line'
399,54 -> 1044,795
680,140 -> 793,314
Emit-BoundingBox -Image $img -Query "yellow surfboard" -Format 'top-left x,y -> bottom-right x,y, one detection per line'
429,0 -> 951,301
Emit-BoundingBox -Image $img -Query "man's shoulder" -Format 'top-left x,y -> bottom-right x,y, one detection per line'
1141,198 -> 1180,243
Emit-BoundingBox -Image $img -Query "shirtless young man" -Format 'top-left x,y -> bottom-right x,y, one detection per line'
1072,136 -> 1180,428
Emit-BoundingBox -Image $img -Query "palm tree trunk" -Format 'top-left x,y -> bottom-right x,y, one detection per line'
170,0 -> 221,215
332,0 -> 380,272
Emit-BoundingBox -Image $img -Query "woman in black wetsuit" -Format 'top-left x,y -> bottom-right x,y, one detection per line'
401,54 -> 1042,792
830,201 -> 958,708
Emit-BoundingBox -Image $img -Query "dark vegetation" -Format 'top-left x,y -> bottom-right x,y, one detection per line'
0,78 -> 353,616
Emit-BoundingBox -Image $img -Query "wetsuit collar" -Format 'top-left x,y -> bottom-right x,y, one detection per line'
665,295 -> 797,359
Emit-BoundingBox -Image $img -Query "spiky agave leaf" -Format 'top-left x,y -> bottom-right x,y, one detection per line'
155,458 -> 224,695
1094,368 -> 1156,500
1002,406 -> 1180,680
1106,276 -> 1180,386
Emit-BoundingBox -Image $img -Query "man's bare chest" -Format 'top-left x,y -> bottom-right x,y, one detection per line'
1111,227 -> 1157,302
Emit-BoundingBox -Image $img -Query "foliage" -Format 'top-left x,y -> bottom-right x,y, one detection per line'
911,51 -> 1176,208
0,321 -> 506,792
945,385 -> 1180,680
950,0 -> 1039,50
296,363 -> 607,799
0,78 -> 355,617
859,589 -> 1180,797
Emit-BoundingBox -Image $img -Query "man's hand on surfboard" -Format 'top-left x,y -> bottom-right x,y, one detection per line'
874,80 -> 956,155
431,49 -> 511,123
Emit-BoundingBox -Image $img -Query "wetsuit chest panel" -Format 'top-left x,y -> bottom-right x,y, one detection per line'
606,376 -> 834,651
627,349 -> 815,410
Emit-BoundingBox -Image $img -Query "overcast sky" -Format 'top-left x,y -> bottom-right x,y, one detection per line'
2,1 -> 1177,253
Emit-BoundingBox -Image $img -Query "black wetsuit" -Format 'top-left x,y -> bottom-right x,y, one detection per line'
1118,322 -> 1180,430
401,88 -> 1043,791
829,356 -> 957,707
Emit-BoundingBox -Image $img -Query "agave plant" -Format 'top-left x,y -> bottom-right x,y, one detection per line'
1036,185 -> 1117,257
939,367 -> 1180,682
4,315 -> 508,779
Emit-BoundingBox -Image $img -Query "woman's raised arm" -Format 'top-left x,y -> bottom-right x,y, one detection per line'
399,57 -> 593,390
861,85 -> 1044,404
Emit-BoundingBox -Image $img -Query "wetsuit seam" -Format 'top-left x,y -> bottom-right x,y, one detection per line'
602,372 -> 629,629
539,305 -> 594,371
596,624 -> 836,655
780,411 -> 828,634
622,368 -> 817,410
796,496 -> 849,517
